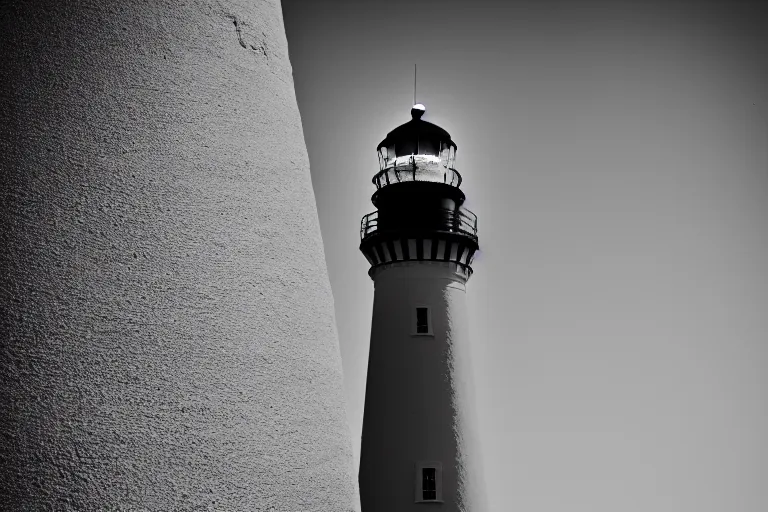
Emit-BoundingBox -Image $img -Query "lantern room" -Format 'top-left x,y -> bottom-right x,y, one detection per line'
374,104 -> 460,189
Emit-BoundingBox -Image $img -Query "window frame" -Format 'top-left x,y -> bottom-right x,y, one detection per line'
412,306 -> 433,336
415,461 -> 443,503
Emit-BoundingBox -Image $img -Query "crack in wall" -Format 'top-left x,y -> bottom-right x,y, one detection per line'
229,15 -> 268,59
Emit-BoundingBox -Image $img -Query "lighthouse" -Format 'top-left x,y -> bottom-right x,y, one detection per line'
358,104 -> 485,510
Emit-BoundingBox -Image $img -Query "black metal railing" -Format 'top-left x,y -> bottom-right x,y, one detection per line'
360,207 -> 477,240
454,207 -> 478,237
360,211 -> 379,239
372,159 -> 462,190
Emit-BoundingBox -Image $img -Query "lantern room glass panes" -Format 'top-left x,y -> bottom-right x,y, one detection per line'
378,143 -> 456,173
418,138 -> 437,156
440,142 -> 450,168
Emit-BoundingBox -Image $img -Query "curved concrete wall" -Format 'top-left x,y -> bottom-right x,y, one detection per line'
0,1 -> 358,509
359,262 -> 486,511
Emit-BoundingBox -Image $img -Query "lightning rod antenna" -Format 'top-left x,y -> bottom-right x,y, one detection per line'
413,64 -> 417,106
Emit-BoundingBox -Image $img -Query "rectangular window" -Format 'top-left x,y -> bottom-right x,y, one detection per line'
415,462 -> 442,502
416,307 -> 429,334
422,467 -> 437,500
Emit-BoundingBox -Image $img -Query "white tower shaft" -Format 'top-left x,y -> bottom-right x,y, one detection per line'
359,262 -> 486,510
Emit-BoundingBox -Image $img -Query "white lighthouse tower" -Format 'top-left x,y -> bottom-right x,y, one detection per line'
358,104 -> 485,510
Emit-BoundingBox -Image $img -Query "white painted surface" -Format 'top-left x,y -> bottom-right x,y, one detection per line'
0,1 -> 358,510
359,262 -> 487,511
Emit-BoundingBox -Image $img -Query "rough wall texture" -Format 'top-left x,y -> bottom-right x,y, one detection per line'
359,262 -> 486,511
0,1 -> 358,509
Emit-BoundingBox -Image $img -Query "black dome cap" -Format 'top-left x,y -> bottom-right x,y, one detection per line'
376,104 -> 457,157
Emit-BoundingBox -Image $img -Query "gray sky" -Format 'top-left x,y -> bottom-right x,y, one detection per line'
282,1 -> 768,510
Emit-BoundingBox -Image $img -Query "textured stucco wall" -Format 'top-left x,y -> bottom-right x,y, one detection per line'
359,262 -> 486,511
0,1 -> 358,509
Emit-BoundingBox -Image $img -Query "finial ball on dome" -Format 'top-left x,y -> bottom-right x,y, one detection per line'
411,103 -> 426,119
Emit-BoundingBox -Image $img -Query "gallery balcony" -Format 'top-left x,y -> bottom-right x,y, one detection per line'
360,206 -> 478,241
